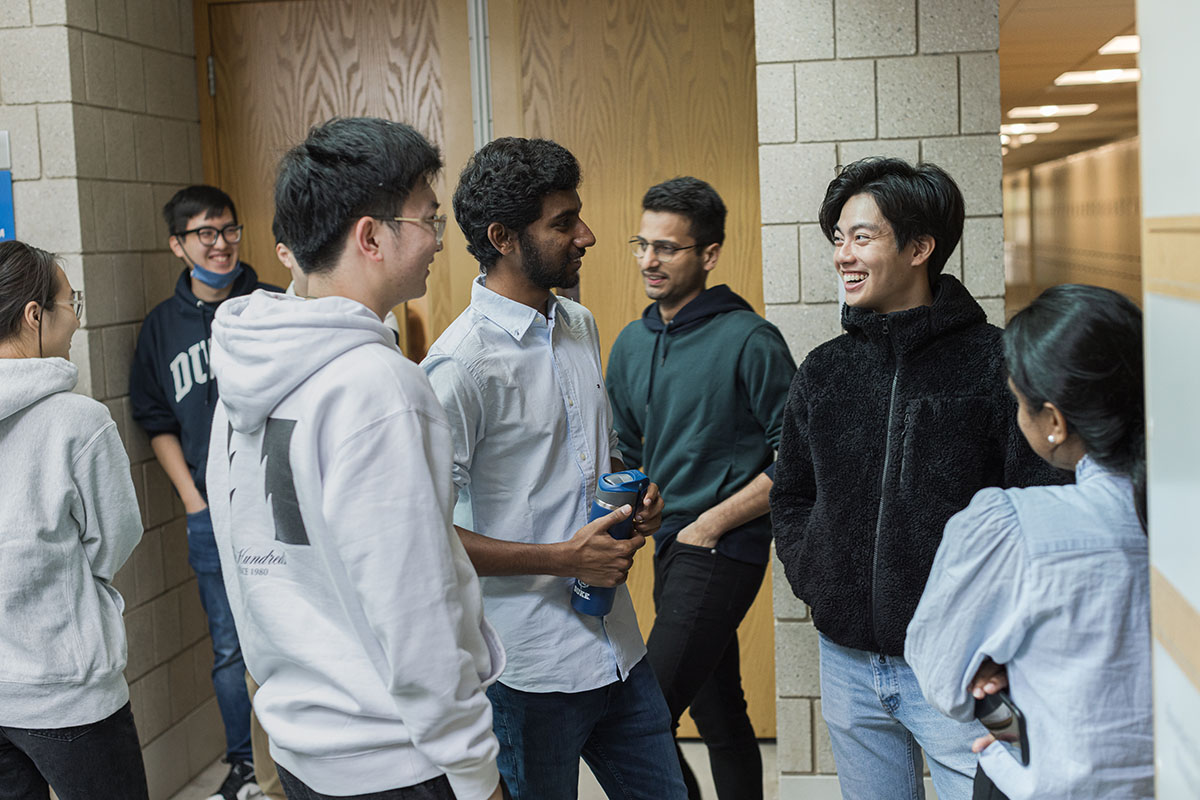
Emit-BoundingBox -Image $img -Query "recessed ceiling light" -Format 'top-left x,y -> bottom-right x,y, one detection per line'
1000,122 -> 1060,135
1054,68 -> 1140,86
1008,104 -> 1098,118
1001,146 -> 1009,156
1099,35 -> 1140,55
999,133 -> 1011,145
1016,134 -> 1038,144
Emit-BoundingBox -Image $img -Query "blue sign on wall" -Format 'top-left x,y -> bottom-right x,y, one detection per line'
0,171 -> 13,242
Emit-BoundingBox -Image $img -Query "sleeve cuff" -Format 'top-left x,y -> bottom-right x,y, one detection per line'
445,762 -> 501,800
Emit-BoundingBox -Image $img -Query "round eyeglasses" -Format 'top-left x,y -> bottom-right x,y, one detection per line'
629,237 -> 700,264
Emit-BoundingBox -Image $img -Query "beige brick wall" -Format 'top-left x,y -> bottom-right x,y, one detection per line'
0,1 -> 222,798
754,0 -> 1004,795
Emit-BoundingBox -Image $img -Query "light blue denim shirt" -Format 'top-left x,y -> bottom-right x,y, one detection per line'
422,277 -> 645,692
906,455 -> 1152,799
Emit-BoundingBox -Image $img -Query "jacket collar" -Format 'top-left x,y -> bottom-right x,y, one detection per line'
841,275 -> 985,356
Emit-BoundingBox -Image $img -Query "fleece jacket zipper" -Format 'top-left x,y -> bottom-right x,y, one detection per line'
870,316 -> 899,650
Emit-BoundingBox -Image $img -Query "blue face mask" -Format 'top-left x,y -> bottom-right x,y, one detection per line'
190,259 -> 244,289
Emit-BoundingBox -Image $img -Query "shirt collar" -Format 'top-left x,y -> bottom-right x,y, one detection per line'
1075,453 -> 1108,482
470,275 -> 566,341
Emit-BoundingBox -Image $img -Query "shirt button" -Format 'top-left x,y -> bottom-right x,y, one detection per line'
579,453 -> 587,462
568,399 -> 574,406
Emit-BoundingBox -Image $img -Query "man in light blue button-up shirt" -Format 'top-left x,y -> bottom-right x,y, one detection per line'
423,138 -> 687,800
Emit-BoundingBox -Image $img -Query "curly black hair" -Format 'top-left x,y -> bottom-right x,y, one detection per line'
452,138 -> 581,272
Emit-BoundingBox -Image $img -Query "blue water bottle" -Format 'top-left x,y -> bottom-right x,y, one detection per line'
570,469 -> 649,617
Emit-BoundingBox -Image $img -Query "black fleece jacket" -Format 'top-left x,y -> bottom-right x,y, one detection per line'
770,275 -> 1067,655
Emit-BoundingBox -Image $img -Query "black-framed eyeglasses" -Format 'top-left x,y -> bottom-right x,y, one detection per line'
176,224 -> 244,247
383,214 -> 447,246
629,237 -> 700,263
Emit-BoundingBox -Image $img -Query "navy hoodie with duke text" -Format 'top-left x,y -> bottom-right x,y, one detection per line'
130,265 -> 279,498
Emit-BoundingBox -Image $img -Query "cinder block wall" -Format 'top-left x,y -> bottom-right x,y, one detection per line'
752,0 -> 1004,795
0,1 -> 223,798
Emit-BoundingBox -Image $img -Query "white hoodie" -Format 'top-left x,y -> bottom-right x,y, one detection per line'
205,291 -> 504,799
0,358 -> 142,728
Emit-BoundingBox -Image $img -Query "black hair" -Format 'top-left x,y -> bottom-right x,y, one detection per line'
162,185 -> 237,236
271,214 -> 286,247
642,177 -> 727,246
274,117 -> 442,274
818,157 -> 965,282
0,240 -> 60,343
1005,284 -> 1147,529
452,137 -> 581,272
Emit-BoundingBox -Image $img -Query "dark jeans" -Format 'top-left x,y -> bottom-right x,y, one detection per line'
972,765 -> 1010,800
646,537 -> 767,800
277,764 -> 485,799
486,658 -> 687,800
0,701 -> 148,800
187,507 -> 254,763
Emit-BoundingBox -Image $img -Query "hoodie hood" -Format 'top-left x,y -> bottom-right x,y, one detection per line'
210,291 -> 396,432
172,262 -> 265,309
0,357 -> 78,421
641,284 -> 755,334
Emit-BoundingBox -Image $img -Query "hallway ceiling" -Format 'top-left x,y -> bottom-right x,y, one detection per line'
999,0 -> 1138,171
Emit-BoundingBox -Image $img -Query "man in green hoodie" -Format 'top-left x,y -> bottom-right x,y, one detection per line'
606,177 -> 795,800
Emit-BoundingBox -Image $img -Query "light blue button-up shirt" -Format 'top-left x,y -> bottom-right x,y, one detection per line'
906,455 -> 1152,799
422,277 -> 645,693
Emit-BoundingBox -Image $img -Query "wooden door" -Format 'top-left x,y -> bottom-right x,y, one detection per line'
195,0 -> 479,358
489,0 -> 775,737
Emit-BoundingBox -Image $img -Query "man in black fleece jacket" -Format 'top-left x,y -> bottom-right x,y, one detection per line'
769,158 -> 1064,800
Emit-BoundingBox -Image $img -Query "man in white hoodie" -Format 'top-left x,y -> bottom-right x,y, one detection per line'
205,117 -> 507,800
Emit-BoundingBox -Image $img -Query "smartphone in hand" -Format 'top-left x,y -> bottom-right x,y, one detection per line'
976,690 -> 1029,766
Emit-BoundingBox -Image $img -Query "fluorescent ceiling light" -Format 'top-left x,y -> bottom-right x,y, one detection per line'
1016,134 -> 1038,144
1008,104 -> 1098,118
1099,35 -> 1140,54
1000,122 -> 1059,135
1054,68 -> 1140,86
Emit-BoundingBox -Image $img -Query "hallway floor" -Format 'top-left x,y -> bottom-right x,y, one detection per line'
168,741 -> 780,800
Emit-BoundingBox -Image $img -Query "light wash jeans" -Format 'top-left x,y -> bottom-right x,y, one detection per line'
819,633 -> 984,800
187,508 -> 253,764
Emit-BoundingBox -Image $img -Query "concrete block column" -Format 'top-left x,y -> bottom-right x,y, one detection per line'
1,2 -> 216,798
754,0 -> 1004,795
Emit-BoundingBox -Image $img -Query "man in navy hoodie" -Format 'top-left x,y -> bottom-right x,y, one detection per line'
130,185 -> 279,800
606,177 -> 795,800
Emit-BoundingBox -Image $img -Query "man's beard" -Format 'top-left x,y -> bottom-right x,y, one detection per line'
518,231 -> 580,291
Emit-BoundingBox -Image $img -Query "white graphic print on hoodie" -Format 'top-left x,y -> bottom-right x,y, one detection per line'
205,291 -> 504,800
0,357 -> 142,728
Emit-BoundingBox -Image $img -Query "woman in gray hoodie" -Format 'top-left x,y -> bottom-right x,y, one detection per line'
0,240 -> 148,799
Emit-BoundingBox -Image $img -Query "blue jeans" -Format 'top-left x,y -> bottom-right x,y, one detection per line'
487,658 -> 687,800
818,634 -> 983,800
0,702 -> 148,800
188,508 -> 253,764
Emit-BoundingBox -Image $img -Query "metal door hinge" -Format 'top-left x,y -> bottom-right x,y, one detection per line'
207,55 -> 216,97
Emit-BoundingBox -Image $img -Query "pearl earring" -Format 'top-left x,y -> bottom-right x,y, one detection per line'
1048,434 -> 1057,444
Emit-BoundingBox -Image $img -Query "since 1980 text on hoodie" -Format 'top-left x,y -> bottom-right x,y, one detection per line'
205,291 -> 504,800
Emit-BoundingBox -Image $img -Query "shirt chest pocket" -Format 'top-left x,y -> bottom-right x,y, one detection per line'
898,396 -> 1000,509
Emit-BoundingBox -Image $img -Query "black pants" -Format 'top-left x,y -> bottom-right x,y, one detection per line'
278,765 -> 511,800
0,701 -> 148,800
973,764 -> 1010,800
645,537 -> 767,800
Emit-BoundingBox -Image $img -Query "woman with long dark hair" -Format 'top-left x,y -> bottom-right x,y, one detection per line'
905,284 -> 1152,799
0,240 -> 149,799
